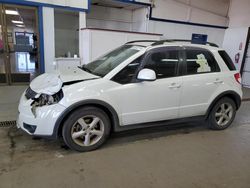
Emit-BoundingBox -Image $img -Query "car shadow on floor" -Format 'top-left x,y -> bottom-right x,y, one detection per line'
104,122 -> 208,149
6,120 -> 238,156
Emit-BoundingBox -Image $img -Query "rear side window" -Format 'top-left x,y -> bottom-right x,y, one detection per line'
185,49 -> 220,75
218,50 -> 236,71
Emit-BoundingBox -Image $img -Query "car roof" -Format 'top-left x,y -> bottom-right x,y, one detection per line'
126,40 -> 224,51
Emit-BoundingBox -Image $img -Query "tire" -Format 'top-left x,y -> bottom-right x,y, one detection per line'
207,97 -> 236,130
62,106 -> 111,152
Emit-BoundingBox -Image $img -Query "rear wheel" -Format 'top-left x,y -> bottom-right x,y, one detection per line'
62,107 -> 111,152
207,97 -> 236,130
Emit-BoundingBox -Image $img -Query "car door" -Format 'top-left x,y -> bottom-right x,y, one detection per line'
109,47 -> 183,126
179,47 -> 222,118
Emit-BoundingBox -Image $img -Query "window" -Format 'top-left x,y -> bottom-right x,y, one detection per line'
112,56 -> 142,84
185,49 -> 220,75
81,45 -> 144,77
143,49 -> 179,79
15,32 -> 34,46
218,50 -> 236,71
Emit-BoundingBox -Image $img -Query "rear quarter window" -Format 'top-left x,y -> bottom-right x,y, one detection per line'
185,48 -> 220,75
218,51 -> 236,71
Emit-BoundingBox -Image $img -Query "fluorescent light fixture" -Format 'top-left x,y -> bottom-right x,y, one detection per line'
12,20 -> 23,24
16,24 -> 25,28
5,10 -> 19,15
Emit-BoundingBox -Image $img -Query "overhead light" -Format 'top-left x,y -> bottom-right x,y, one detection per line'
5,10 -> 19,15
12,20 -> 23,24
16,24 -> 25,28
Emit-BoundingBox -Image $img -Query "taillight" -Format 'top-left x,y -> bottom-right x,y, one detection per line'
234,73 -> 241,84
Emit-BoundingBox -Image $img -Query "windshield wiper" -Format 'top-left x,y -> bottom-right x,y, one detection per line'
78,66 -> 103,77
78,66 -> 92,73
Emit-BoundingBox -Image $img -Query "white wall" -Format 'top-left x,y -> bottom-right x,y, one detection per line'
87,6 -> 150,32
79,12 -> 87,61
151,0 -> 229,27
81,29 -> 161,64
148,21 -> 226,46
43,7 -> 55,73
225,0 -> 250,87
228,0 -> 250,28
86,1 -> 228,47
54,10 -> 79,57
25,0 -> 88,9
132,8 -> 148,32
223,28 -> 249,70
135,0 -> 151,3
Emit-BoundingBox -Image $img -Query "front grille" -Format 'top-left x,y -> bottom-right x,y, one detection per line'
0,121 -> 16,128
25,87 -> 37,100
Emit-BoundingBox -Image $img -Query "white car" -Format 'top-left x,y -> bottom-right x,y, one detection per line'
17,40 -> 242,152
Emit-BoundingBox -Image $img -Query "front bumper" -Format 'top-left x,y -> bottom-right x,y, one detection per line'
17,92 -> 66,137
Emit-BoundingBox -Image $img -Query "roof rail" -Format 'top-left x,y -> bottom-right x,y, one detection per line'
151,39 -> 219,47
126,40 -> 158,44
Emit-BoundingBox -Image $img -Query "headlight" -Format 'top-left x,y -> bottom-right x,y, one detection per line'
32,90 -> 64,107
39,94 -> 55,105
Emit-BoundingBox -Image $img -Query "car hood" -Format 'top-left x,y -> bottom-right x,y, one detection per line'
30,68 -> 99,95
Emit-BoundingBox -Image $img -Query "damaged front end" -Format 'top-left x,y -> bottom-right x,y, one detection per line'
27,89 -> 64,107
24,73 -> 65,117
25,87 -> 64,117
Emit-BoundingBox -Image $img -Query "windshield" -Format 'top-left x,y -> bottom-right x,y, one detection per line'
80,45 -> 144,77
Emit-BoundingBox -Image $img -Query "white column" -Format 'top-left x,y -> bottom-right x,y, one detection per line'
43,7 -> 55,73
79,12 -> 87,65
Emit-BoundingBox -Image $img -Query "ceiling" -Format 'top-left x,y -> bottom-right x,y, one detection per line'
91,0 -> 148,10
5,6 -> 37,30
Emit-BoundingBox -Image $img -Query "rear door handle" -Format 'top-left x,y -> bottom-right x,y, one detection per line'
169,83 -> 181,89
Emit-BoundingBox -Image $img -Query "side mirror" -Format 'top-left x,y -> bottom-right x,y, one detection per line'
137,69 -> 156,81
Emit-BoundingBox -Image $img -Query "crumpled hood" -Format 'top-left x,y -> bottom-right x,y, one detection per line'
30,73 -> 63,95
30,67 -> 99,95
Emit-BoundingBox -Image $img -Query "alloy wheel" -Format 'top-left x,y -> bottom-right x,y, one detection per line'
71,115 -> 105,147
215,103 -> 234,127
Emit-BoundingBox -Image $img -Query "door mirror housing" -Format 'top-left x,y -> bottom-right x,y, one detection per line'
137,69 -> 156,81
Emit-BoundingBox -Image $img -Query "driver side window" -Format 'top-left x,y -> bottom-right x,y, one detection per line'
111,56 -> 142,84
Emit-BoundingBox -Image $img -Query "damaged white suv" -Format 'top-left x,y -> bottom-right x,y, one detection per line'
17,40 -> 242,152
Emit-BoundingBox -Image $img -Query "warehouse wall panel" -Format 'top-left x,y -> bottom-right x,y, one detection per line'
151,0 -> 229,27
87,5 -> 132,31
228,0 -> 250,27
148,20 -> 226,46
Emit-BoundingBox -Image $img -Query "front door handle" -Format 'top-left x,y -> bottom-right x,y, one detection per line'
169,83 -> 181,89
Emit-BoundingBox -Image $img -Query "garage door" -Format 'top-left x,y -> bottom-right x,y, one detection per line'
242,39 -> 250,87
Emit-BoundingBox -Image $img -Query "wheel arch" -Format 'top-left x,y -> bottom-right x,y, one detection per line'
52,100 -> 120,139
205,91 -> 242,119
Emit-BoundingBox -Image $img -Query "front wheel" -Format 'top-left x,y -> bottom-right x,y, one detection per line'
62,106 -> 111,152
207,97 -> 236,130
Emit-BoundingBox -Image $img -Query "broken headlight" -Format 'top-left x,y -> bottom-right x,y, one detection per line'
32,90 -> 64,107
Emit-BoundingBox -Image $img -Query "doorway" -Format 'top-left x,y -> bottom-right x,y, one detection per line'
0,4 -> 40,85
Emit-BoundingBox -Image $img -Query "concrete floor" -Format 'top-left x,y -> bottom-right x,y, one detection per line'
243,87 -> 250,100
0,85 -> 27,122
0,86 -> 250,188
